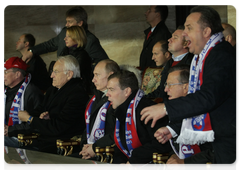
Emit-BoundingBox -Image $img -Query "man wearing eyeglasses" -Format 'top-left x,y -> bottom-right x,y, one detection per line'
7,55 -> 89,154
159,64 -> 214,164
4,57 -> 43,148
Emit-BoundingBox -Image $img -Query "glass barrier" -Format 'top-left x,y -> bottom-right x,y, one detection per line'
0,146 -> 146,170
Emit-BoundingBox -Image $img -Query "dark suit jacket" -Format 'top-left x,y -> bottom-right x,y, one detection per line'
25,54 -> 51,92
146,52 -> 194,99
80,89 -> 115,153
113,90 -> 172,164
30,27 -> 109,64
164,41 -> 236,163
139,21 -> 171,70
60,46 -> 93,94
9,78 -> 89,153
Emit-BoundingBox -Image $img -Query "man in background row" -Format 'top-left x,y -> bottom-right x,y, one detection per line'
16,33 -> 51,92
140,5 -> 171,70
22,6 -> 108,68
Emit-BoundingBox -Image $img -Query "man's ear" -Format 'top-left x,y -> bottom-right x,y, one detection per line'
67,70 -> 74,80
165,51 -> 171,60
203,27 -> 211,38
108,71 -> 114,77
124,87 -> 132,97
225,35 -> 233,43
24,41 -> 29,48
77,21 -> 83,27
183,83 -> 189,94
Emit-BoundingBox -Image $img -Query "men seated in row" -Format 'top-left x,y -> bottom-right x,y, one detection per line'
4,57 -> 44,148
146,25 -> 193,99
22,6 -> 108,68
77,59 -> 120,159
106,70 -> 172,163
157,64 -> 214,164
16,33 -> 51,92
141,6 -> 236,163
6,55 -> 89,154
222,23 -> 236,48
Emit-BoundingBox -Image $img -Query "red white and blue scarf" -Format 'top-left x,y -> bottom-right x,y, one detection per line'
174,32 -> 224,159
85,95 -> 111,144
4,73 -> 32,164
0,74 -> 31,126
114,89 -> 144,158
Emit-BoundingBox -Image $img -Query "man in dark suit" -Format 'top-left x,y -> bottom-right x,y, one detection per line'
146,26 -> 193,99
140,5 -> 171,70
4,57 -> 43,148
141,6 -> 236,163
16,33 -> 51,92
106,70 -> 171,164
8,55 -> 89,154
22,6 -> 108,67
161,65 -> 213,170
79,59 -> 120,160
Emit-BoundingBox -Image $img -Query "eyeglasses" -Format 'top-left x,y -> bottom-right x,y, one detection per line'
4,70 -> 15,75
51,70 -> 68,75
164,82 -> 188,88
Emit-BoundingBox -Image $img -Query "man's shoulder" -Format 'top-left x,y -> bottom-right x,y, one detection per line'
86,30 -> 98,41
138,96 -> 156,109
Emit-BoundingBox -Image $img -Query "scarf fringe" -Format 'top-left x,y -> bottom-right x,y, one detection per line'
176,128 -> 215,145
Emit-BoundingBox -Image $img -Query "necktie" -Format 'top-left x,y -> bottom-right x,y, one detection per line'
147,30 -> 152,40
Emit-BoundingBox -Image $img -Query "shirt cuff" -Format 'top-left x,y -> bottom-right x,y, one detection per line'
166,125 -> 178,138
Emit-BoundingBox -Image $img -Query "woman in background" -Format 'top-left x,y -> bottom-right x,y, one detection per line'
61,26 -> 93,94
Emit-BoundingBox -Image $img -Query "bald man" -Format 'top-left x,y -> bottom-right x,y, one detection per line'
222,23 -> 240,54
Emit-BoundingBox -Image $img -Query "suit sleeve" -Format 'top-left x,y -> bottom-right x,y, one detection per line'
30,28 -> 66,56
165,45 -> 236,122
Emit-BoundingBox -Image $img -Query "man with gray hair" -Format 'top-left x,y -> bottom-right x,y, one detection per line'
8,55 -> 89,154
4,57 -> 43,148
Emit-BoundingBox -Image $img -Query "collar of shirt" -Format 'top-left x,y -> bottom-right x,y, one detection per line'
172,52 -> 189,62
102,89 -> 108,98
151,26 -> 156,33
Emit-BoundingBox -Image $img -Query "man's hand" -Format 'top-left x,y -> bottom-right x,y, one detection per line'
4,124 -> 8,136
167,154 -> 184,164
22,51 -> 33,63
18,110 -> 30,122
39,111 -> 50,120
154,127 -> 172,144
79,144 -> 95,159
140,103 -> 166,128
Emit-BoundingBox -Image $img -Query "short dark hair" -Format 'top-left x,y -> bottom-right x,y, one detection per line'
66,6 -> 88,29
168,64 -> 190,83
190,6 -> 224,35
156,40 -> 169,54
23,34 -> 35,47
108,70 -> 139,92
103,59 -> 120,74
11,67 -> 27,77
155,6 -> 168,22
177,25 -> 185,30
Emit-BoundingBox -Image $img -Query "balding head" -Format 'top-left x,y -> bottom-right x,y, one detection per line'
92,59 -> 120,92
222,23 -> 236,47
